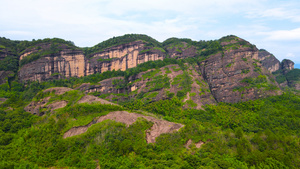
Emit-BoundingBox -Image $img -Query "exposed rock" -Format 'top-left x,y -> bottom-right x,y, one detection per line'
76,77 -> 126,95
24,87 -> 73,115
43,87 -> 73,95
24,96 -> 51,115
77,95 -> 117,105
258,50 -> 280,73
165,42 -> 198,59
19,50 -> 86,82
200,45 -> 280,103
24,98 -> 67,116
185,139 -> 205,149
86,41 -> 165,75
63,111 -> 184,143
281,59 -> 294,74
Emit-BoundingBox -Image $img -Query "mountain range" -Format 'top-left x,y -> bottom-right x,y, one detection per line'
0,34 -> 299,168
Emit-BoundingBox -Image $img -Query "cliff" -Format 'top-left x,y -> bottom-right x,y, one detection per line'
258,49 -> 280,73
86,41 -> 165,75
200,37 -> 280,103
0,34 -> 298,106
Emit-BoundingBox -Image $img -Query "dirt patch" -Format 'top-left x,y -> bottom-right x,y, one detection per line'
185,139 -> 206,149
63,111 -> 184,143
77,95 -> 117,105
43,87 -> 73,95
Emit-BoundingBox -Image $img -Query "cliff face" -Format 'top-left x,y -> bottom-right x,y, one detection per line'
201,40 -> 280,103
1,34 -> 296,107
19,50 -> 86,82
86,41 -> 165,75
19,40 -> 166,82
258,50 -> 280,73
164,42 -> 198,59
281,59 -> 294,73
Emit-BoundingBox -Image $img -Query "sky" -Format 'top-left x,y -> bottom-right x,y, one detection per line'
0,0 -> 300,68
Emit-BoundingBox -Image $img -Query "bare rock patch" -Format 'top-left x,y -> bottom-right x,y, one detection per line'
77,95 -> 117,105
43,87 -> 73,95
63,111 -> 184,143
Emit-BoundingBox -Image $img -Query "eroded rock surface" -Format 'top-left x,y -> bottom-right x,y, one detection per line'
200,42 -> 280,103
185,139 -> 206,149
258,50 -> 280,73
77,95 -> 117,105
24,87 -> 73,115
63,111 -> 184,143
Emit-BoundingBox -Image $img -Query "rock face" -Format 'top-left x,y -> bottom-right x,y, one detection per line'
76,77 -> 126,95
258,50 -> 280,73
164,42 -> 198,59
19,41 -> 166,82
24,87 -> 73,116
86,41 -> 165,75
19,50 -> 86,82
200,40 -> 280,103
281,59 -> 294,73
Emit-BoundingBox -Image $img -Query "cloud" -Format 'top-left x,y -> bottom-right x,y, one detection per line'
259,27 -> 300,41
246,3 -> 300,22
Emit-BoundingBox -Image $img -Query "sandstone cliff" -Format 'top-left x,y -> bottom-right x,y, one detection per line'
86,41 -> 165,75
19,50 -> 86,82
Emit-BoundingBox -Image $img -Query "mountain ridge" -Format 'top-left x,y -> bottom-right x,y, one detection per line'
0,34 -> 298,107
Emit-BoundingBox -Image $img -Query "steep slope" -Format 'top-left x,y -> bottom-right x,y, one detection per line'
258,49 -> 280,73
0,34 -> 298,106
200,36 -> 281,103
18,39 -> 86,82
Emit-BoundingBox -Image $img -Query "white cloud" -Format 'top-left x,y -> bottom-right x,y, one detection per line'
0,0 -> 300,64
259,27 -> 300,41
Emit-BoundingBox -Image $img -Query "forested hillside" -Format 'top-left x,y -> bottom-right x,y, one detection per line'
0,34 -> 299,168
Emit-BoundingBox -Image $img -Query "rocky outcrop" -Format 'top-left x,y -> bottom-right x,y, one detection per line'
86,41 -> 165,75
19,50 -> 86,82
19,41 -> 166,82
77,95 -> 118,105
24,87 -> 73,115
63,111 -> 184,143
200,42 -> 280,103
281,59 -> 294,74
76,77 -> 126,95
165,42 -> 198,59
258,50 -> 280,73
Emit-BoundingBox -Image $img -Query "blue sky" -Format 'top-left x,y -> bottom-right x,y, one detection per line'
0,0 -> 300,68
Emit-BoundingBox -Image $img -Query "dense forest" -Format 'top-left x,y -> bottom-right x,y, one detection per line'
0,34 -> 299,168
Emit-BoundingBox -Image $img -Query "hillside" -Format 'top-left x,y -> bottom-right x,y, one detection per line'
0,34 -> 299,168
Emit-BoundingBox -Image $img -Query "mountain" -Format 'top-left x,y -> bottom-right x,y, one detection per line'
0,34 -> 298,105
0,34 -> 299,168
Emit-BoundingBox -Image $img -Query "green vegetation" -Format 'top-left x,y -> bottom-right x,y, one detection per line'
146,75 -> 170,92
172,71 -> 193,99
0,66 -> 299,168
234,75 -> 278,92
0,35 -> 299,168
139,47 -> 166,54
